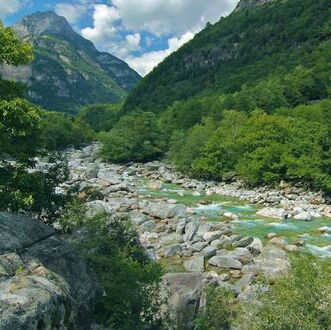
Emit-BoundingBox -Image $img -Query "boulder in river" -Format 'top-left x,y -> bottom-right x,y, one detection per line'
256,207 -> 287,219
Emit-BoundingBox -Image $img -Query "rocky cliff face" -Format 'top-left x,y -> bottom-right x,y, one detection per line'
235,0 -> 276,11
0,11 -> 140,113
0,212 -> 100,329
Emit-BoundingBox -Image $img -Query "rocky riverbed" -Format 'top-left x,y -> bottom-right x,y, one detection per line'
50,143 -> 329,327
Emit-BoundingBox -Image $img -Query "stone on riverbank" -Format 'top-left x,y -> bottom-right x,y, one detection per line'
256,207 -> 287,219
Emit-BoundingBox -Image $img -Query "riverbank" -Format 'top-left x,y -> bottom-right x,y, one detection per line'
62,144 -> 331,257
54,143 -> 331,327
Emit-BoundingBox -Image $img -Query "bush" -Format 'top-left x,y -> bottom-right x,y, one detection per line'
194,254 -> 331,330
242,254 -> 331,330
77,103 -> 120,132
99,111 -> 165,163
194,287 -> 238,330
40,111 -> 93,151
58,205 -> 172,329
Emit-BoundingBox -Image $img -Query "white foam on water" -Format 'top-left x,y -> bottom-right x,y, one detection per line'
231,205 -> 254,211
269,222 -> 297,229
232,219 -> 264,225
196,203 -> 223,213
306,245 -> 331,258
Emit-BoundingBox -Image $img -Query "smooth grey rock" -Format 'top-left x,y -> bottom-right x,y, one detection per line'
200,246 -> 217,259
162,273 -> 203,330
247,238 -> 263,255
229,248 -> 252,264
148,180 -> 163,190
318,226 -> 331,233
163,244 -> 182,257
269,237 -> 286,248
191,242 -> 208,252
85,200 -> 113,218
176,218 -> 187,235
160,233 -> 183,245
183,220 -> 200,242
138,220 -> 156,233
97,169 -> 121,184
208,256 -> 243,270
232,236 -> 254,248
0,213 -> 54,253
143,202 -> 186,219
183,256 -> 204,272
256,207 -> 287,220
293,211 -> 312,221
129,211 -> 150,226
202,231 -> 223,243
86,164 -> 99,179
254,245 -> 290,281
146,248 -> 157,261
0,212 -> 100,330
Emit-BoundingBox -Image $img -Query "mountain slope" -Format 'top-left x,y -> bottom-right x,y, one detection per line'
0,11 -> 140,113
123,0 -> 330,114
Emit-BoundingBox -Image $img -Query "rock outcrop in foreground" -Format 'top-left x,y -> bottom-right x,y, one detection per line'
0,212 -> 100,330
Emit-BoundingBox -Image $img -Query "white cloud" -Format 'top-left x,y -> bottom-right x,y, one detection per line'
55,3 -> 86,24
80,1 -> 240,75
0,0 -> 24,19
126,31 -> 194,76
81,4 -> 120,44
125,33 -> 141,51
111,0 -> 238,35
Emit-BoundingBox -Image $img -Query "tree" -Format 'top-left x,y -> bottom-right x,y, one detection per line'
99,111 -> 165,163
58,206 -> 171,329
0,21 -> 69,220
193,110 -> 247,179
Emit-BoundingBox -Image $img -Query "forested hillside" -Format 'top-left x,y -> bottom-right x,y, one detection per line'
98,0 -> 331,195
123,0 -> 329,114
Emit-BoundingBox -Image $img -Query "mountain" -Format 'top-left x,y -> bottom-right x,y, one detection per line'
234,0 -> 275,12
122,0 -> 330,114
0,11 -> 140,113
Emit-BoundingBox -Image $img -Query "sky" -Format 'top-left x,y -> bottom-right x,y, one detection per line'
1,0 -> 239,76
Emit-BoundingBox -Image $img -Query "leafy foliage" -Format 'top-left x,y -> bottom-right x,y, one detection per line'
241,254 -> 331,330
76,103 -> 120,132
58,205 -> 171,329
99,111 -> 165,163
194,287 -> 238,330
0,21 -> 71,220
0,21 -> 33,65
195,254 -> 331,330
40,111 -> 93,150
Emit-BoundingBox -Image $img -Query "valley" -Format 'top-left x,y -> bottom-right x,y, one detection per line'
1,0 -> 331,328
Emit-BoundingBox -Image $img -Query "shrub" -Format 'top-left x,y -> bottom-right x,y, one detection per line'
58,205 -> 172,329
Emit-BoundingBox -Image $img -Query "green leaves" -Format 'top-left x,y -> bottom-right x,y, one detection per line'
0,98 -> 42,161
171,102 -> 331,194
61,211 -> 170,329
0,22 -> 71,220
0,22 -> 33,66
99,111 -> 165,163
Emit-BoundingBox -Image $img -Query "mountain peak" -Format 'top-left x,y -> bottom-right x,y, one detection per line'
234,0 -> 276,11
13,11 -> 75,39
